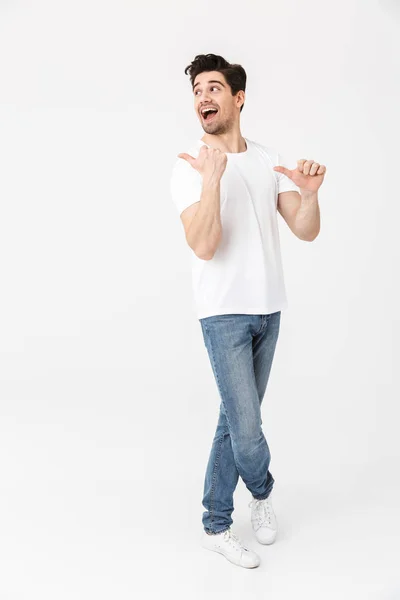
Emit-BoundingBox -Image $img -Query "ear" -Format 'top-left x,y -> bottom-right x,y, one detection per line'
237,90 -> 245,110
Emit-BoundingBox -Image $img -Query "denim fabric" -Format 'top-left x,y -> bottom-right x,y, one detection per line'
199,311 -> 281,535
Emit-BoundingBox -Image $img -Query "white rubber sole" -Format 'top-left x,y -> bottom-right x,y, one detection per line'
201,532 -> 261,568
253,528 -> 277,545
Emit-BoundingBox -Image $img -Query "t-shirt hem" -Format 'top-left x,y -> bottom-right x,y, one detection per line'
196,304 -> 288,320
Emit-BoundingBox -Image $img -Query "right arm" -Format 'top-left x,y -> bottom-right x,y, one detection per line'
181,176 -> 222,260
178,145 -> 227,261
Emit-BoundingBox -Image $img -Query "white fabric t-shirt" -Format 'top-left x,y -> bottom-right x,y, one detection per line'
170,137 -> 300,320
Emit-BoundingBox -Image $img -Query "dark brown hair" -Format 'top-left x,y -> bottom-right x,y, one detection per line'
184,53 -> 247,113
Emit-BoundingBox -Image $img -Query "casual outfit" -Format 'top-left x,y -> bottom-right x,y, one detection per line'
170,137 -> 300,319
170,137 -> 299,564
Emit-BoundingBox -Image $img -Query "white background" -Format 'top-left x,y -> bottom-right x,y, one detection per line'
0,0 -> 399,598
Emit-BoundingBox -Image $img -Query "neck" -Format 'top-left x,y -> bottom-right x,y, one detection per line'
200,131 -> 247,153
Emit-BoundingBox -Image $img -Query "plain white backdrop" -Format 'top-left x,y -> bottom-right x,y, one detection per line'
0,0 -> 399,598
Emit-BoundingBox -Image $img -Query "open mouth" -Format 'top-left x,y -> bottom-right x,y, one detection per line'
201,108 -> 218,122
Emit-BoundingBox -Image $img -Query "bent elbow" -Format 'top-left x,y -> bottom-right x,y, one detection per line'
192,238 -> 222,261
297,229 -> 320,242
195,248 -> 215,260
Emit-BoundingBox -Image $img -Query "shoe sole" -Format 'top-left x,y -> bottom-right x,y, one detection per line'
254,529 -> 277,545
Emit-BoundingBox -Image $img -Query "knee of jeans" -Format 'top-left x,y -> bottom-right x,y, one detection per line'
234,429 -> 264,456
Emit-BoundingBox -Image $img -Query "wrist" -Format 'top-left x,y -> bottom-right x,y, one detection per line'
202,175 -> 221,189
300,189 -> 318,203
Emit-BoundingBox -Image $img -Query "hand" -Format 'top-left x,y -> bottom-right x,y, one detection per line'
273,159 -> 326,194
178,145 -> 227,183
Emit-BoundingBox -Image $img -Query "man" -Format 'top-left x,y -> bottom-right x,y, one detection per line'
170,53 -> 325,569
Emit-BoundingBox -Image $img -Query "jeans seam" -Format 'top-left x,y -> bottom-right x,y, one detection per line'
209,433 -> 224,526
256,314 -> 272,335
202,320 -> 234,529
255,315 -> 264,335
202,321 -> 233,433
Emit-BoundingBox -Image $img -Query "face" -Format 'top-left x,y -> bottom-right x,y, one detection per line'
193,70 -> 244,134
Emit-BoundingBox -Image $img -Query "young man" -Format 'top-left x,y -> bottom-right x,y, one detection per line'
170,53 -> 325,569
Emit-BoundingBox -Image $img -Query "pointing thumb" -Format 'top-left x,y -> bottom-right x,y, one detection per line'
273,165 -> 292,178
178,153 -> 195,165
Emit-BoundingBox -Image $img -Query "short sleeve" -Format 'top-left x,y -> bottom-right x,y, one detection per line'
170,157 -> 203,216
275,152 -> 300,194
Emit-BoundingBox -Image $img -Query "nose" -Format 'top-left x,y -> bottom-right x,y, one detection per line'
197,90 -> 212,104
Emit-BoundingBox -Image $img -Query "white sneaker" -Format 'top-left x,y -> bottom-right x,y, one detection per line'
249,494 -> 278,544
201,527 -> 261,568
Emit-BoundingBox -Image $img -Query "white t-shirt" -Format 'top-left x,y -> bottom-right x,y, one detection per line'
170,137 -> 300,320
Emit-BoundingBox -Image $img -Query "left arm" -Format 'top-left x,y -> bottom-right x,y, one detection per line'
274,158 -> 326,242
277,190 -> 320,241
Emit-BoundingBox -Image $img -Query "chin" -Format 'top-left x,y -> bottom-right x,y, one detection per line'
202,124 -> 219,133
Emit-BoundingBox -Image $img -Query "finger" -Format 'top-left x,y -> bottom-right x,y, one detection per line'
297,159 -> 307,173
273,165 -> 292,178
178,153 -> 195,164
309,162 -> 320,176
303,160 -> 314,176
316,165 -> 326,175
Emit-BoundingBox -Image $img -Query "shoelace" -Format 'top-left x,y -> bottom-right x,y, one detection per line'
222,528 -> 248,552
248,498 -> 273,526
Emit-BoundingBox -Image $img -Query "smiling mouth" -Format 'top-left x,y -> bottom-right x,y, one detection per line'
201,109 -> 218,122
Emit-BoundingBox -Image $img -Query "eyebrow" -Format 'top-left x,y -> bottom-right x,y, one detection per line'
193,79 -> 226,90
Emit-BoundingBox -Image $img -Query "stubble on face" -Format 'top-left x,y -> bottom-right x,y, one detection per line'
201,109 -> 234,135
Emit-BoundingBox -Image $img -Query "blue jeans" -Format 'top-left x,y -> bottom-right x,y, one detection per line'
199,311 -> 281,535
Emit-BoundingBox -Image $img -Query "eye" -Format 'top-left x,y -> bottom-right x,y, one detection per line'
194,86 -> 220,95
